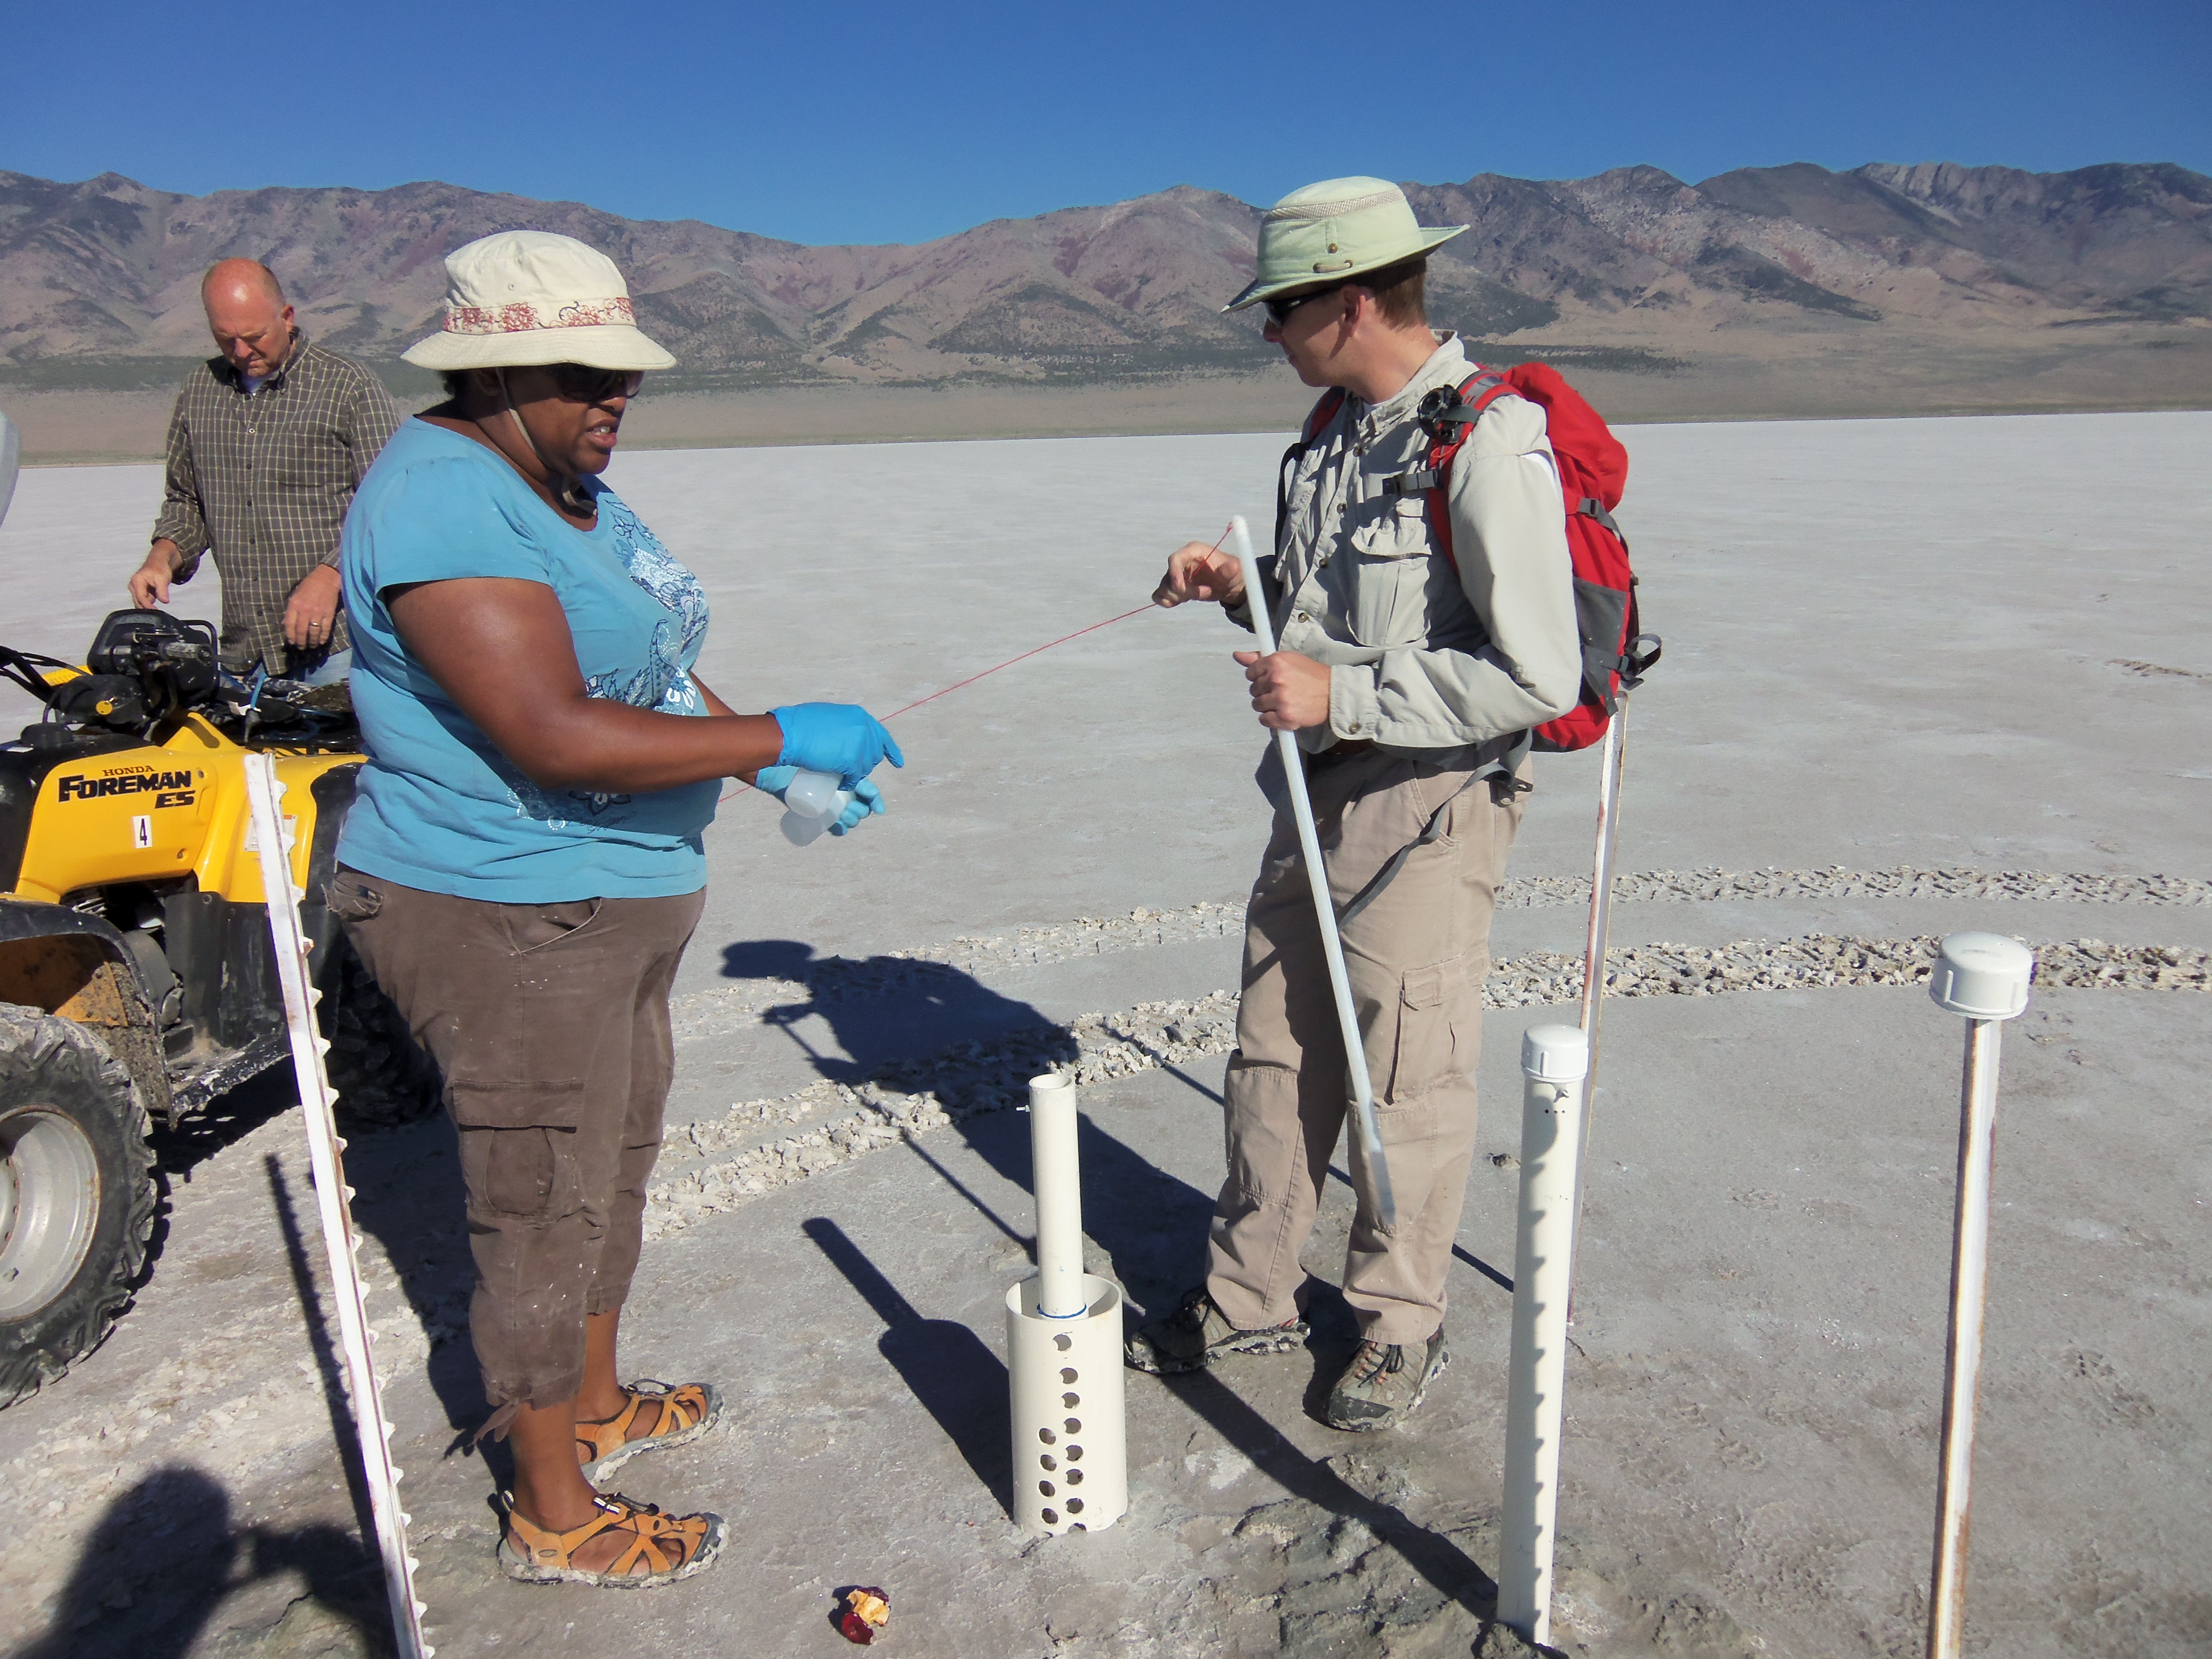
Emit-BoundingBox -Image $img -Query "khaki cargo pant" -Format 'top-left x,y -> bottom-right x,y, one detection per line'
1206,746 -> 1525,1346
328,866 -> 705,1411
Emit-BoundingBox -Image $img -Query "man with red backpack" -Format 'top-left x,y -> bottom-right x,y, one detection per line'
1130,176 -> 1590,1431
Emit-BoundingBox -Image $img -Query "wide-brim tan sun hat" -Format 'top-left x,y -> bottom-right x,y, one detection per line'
1224,177 -> 1468,312
403,230 -> 675,372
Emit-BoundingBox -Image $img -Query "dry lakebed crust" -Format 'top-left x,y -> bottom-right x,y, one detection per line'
0,410 -> 2206,1657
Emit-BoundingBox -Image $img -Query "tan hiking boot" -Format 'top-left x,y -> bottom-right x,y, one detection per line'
1323,1330 -> 1449,1431
1123,1286 -> 1309,1375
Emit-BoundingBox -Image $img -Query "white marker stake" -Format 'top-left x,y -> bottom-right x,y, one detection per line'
1226,515 -> 1394,1228
244,755 -> 432,1659
1924,932 -> 2034,1659
1498,1023 -> 1589,1649
1007,1073 -> 1128,1535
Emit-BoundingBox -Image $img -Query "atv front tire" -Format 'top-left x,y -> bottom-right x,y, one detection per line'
0,1003 -> 156,1408
322,937 -> 442,1129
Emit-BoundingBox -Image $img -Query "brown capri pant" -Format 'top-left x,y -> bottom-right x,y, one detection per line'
327,866 -> 705,1411
1206,746 -> 1525,1346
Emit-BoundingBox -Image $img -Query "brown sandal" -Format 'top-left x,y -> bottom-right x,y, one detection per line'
498,1491 -> 724,1588
575,1379 -> 721,1482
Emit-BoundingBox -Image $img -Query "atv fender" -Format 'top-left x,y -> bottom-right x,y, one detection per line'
0,902 -> 172,1124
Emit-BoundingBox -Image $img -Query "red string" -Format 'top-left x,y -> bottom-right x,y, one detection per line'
722,522 -> 1230,801
877,603 -> 1155,722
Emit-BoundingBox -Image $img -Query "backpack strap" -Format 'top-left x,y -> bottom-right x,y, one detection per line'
1274,387 -> 1347,560
1577,497 -> 1625,543
1378,369 -> 1517,575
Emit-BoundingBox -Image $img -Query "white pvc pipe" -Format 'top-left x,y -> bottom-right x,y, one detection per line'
0,409 -> 20,531
1028,1073 -> 1085,1319
1007,1273 -> 1129,1536
1924,932 -> 2032,1659
245,756 -> 433,1659
1498,1022 -> 1590,1648
1007,1072 -> 1127,1535
1226,516 -> 1394,1228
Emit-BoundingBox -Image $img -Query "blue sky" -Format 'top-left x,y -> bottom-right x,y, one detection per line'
4,0 -> 2205,246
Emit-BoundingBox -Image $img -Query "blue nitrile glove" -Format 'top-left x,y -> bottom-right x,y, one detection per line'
827,777 -> 886,837
753,764 -> 799,802
770,703 -> 905,786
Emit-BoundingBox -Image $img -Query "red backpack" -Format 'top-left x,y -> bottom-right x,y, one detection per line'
1279,361 -> 1659,752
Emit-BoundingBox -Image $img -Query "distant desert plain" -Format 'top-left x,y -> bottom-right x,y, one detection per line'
2,159 -> 2209,459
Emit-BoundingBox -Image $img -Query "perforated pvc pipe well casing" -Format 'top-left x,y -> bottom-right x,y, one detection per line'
1007,1273 -> 1128,1535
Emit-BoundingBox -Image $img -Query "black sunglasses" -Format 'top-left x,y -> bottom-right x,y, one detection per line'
1262,283 -> 1348,326
546,363 -> 646,402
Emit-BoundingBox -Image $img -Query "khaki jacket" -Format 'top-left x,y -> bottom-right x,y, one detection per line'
1252,333 -> 1581,760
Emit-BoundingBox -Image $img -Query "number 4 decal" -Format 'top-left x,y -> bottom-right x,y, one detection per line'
132,815 -> 154,849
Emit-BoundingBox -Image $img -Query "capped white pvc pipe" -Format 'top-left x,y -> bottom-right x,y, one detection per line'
1226,515 -> 1394,1228
1028,1073 -> 1086,1319
244,756 -> 432,1659
1007,1072 -> 1127,1535
1925,932 -> 2033,1659
1498,1022 -> 1590,1648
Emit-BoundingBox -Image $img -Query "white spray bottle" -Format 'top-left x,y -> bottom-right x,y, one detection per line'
779,769 -> 855,846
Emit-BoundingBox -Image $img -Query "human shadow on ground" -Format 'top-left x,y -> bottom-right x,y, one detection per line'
14,1465 -> 390,1659
801,1216 -> 1013,1517
721,938 -> 1063,1083
716,942 -> 1199,1313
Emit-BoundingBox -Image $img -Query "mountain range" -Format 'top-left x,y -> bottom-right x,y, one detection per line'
1,161 -> 2208,393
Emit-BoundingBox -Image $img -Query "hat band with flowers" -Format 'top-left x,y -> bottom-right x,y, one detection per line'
445,297 -> 640,336
404,231 -> 675,373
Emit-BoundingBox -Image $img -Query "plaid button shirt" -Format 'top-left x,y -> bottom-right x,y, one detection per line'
152,334 -> 401,673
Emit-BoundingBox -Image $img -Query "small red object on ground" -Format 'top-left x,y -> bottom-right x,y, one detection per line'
836,1586 -> 890,1645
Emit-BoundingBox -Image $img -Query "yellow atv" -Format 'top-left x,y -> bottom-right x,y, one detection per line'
0,609 -> 438,1406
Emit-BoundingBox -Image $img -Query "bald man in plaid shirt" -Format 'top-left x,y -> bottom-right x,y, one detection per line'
128,259 -> 400,680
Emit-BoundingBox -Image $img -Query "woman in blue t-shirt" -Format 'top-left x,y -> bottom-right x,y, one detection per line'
330,231 -> 900,1589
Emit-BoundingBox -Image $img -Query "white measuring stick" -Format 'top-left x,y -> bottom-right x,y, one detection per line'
244,755 -> 432,1659
1227,516 -> 1395,1228
1565,702 -> 1628,1306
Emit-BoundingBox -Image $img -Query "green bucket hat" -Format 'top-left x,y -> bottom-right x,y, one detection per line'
1224,176 -> 1469,313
